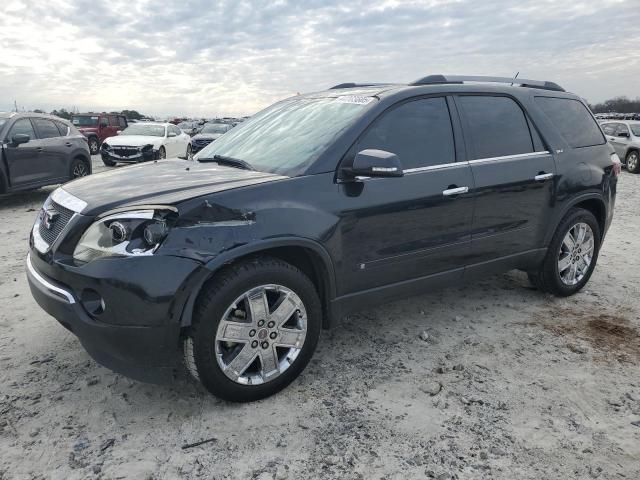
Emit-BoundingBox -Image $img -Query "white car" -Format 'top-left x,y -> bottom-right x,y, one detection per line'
100,123 -> 191,166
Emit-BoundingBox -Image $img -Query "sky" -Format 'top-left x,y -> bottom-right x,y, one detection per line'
1,0 -> 639,118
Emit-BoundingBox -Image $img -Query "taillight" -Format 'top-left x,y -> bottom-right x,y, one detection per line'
611,153 -> 622,176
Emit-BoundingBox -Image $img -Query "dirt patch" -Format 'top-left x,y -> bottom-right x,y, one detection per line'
539,309 -> 640,363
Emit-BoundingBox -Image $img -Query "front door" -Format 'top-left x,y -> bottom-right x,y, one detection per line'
455,94 -> 557,265
337,96 -> 474,295
610,123 -> 631,158
3,118 -> 51,188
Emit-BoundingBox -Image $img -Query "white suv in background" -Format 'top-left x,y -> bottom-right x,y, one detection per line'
601,121 -> 640,173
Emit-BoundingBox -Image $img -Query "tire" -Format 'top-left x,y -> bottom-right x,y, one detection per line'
186,144 -> 192,160
626,150 -> 639,173
70,157 -> 90,178
529,208 -> 601,296
88,137 -> 99,155
158,146 -> 166,160
184,256 -> 322,402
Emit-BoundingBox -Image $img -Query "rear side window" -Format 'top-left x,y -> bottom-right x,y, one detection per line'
601,123 -> 616,136
458,96 -> 534,159
7,119 -> 36,140
54,121 -> 69,136
33,118 -> 61,139
535,97 -> 605,148
109,116 -> 119,126
358,97 -> 455,169
119,117 -> 127,128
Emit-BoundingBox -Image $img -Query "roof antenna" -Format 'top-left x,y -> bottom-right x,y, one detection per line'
511,72 -> 519,86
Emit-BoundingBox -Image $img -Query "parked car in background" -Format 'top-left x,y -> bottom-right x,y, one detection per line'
601,120 -> 640,173
71,113 -> 128,155
26,75 -> 618,402
189,122 -> 232,158
100,123 -> 190,166
0,112 -> 91,193
177,121 -> 200,136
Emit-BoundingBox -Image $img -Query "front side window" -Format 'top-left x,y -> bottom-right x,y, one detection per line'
8,118 -> 36,140
33,119 -> 61,139
109,116 -> 119,126
119,117 -> 127,128
630,124 -> 640,137
357,97 -> 455,169
535,97 -> 605,148
459,95 -> 534,159
196,96 -> 374,176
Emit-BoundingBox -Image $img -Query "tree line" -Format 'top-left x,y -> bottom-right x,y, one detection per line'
33,108 -> 148,120
589,96 -> 640,114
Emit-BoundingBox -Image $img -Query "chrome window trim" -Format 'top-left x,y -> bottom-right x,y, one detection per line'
51,187 -> 87,213
468,151 -> 551,165
403,161 -> 463,174
26,253 -> 75,304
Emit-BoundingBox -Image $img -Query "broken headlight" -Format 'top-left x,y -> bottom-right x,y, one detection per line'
73,209 -> 174,263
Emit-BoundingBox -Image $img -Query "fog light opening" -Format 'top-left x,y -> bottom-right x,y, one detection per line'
81,289 -> 105,316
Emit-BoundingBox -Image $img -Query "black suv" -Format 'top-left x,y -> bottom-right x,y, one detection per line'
1,112 -> 91,193
26,76 -> 618,402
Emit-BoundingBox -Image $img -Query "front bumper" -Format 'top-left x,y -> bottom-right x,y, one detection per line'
101,148 -> 158,163
26,251 -> 203,383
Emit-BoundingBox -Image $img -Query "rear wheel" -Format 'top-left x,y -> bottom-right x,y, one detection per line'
626,150 -> 639,173
88,137 -> 99,155
70,158 -> 90,178
529,208 -> 600,296
184,256 -> 321,402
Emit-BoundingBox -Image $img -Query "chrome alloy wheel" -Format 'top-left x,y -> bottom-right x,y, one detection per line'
627,152 -> 639,172
557,222 -> 595,286
215,284 -> 307,385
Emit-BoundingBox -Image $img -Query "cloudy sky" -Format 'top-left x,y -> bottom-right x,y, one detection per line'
1,0 -> 638,118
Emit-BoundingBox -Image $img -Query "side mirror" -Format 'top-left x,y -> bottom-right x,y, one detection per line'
12,134 -> 30,145
346,149 -> 403,179
618,131 -> 630,138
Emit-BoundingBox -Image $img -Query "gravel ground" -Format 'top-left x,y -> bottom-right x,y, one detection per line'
0,157 -> 639,480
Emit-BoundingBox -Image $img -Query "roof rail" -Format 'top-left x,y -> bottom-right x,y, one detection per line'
409,75 -> 565,92
329,82 -> 392,89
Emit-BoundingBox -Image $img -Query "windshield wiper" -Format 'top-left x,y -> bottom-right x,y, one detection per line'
200,154 -> 254,171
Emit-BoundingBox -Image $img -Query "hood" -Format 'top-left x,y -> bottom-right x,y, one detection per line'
104,135 -> 163,147
62,159 -> 287,215
192,133 -> 222,141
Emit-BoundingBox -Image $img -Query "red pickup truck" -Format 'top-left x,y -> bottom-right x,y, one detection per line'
71,113 -> 128,154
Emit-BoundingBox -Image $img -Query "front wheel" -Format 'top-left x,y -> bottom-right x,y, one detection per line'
70,158 -> 90,178
184,257 -> 321,402
88,137 -> 99,155
626,150 -> 639,173
158,146 -> 166,160
529,208 -> 600,296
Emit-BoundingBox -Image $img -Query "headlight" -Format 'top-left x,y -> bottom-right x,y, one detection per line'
102,143 -> 111,150
73,209 -> 174,263
140,144 -> 153,152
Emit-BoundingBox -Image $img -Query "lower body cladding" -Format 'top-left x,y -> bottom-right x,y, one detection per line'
26,251 -> 204,383
101,148 -> 158,164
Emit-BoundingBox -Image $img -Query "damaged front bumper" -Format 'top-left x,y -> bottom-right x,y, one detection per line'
101,148 -> 158,163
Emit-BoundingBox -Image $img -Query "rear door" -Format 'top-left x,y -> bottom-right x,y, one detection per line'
338,96 -> 475,294
3,118 -> 50,187
32,118 -> 69,180
610,123 -> 631,158
455,94 -> 557,267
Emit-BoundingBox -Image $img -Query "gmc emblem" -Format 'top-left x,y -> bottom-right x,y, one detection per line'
42,208 -> 59,230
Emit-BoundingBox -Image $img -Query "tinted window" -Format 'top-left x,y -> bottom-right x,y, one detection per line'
459,96 -> 533,159
358,97 -> 455,169
119,117 -> 127,128
8,119 -> 36,140
535,97 -> 605,148
55,121 -> 69,136
33,118 -> 61,139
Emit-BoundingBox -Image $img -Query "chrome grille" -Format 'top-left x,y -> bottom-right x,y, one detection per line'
38,201 -> 75,246
112,146 -> 141,157
192,139 -> 213,149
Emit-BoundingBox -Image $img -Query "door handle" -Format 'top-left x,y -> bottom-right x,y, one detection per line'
534,173 -> 554,182
442,186 -> 469,196
36,147 -> 44,152
65,142 -> 73,147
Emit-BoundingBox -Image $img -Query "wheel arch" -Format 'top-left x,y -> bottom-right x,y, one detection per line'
178,238 -> 337,330
546,194 -> 607,245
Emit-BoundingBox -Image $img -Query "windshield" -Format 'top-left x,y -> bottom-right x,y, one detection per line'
121,124 -> 165,137
631,125 -> 640,136
201,123 -> 229,134
177,122 -> 193,129
72,115 -> 99,127
195,96 -> 374,175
